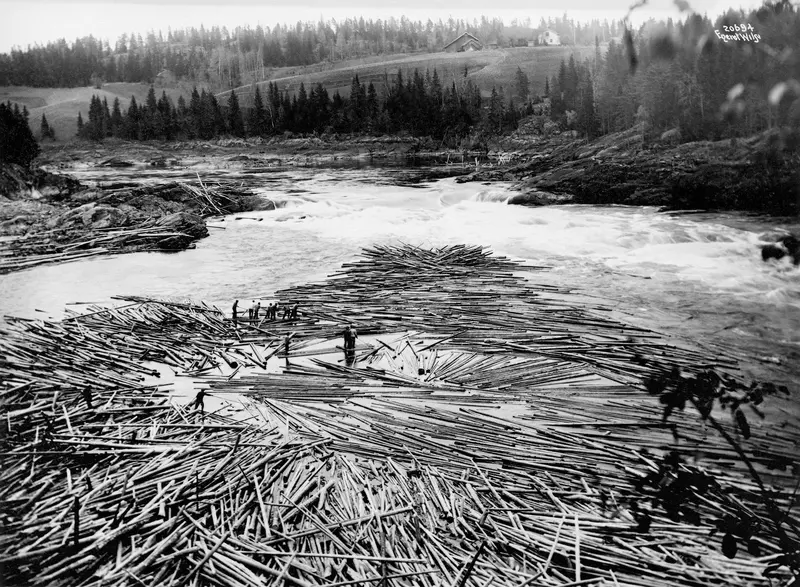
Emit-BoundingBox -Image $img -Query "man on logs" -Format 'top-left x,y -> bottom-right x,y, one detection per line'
254,301 -> 261,321
82,387 -> 94,410
343,324 -> 358,350
232,300 -> 239,325
291,303 -> 299,321
193,390 -> 208,414
282,304 -> 291,321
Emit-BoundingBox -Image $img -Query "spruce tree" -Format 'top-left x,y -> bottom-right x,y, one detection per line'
0,102 -> 40,166
102,97 -> 111,137
40,113 -> 51,140
77,111 -> 84,137
110,97 -> 123,137
125,96 -> 140,139
514,67 -> 530,101
227,89 -> 245,137
189,87 -> 202,138
248,84 -> 267,136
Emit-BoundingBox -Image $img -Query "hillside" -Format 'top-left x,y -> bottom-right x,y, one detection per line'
0,83 -> 197,144
226,45 -> 599,106
1,45 -> 599,144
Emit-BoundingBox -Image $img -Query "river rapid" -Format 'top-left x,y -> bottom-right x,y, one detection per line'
1,164 -> 798,388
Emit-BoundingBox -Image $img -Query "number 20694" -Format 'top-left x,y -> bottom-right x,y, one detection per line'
722,24 -> 754,32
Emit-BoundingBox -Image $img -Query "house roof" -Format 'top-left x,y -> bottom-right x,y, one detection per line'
443,32 -> 482,51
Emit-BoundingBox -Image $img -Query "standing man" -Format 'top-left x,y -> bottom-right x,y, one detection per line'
254,300 -> 261,322
232,300 -> 239,326
343,323 -> 358,350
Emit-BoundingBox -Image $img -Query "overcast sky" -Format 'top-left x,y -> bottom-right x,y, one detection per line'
0,0 -> 763,52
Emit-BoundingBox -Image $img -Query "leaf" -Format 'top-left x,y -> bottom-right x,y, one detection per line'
735,408 -> 751,439
727,83 -> 745,102
696,34 -> 713,56
769,82 -> 788,107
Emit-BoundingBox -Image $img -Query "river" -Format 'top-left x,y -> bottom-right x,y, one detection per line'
1,164 -> 798,388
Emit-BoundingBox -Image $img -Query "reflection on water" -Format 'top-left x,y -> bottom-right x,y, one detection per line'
1,166 -> 798,388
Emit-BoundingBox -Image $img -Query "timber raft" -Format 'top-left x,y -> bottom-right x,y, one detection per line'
1,244 -> 797,586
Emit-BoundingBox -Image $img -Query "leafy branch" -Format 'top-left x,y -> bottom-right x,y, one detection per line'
640,366 -> 799,573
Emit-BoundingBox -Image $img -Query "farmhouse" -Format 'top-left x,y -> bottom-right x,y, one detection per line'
443,32 -> 483,53
537,29 -> 561,46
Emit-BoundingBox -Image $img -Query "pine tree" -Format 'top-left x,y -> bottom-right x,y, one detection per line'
227,89 -> 245,137
77,111 -> 84,137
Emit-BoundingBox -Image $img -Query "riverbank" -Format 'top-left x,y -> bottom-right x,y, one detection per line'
470,126 -> 800,216
2,128 -> 798,275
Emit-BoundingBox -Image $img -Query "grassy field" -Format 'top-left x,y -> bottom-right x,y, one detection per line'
230,45 -> 600,106
1,45 -> 600,144
0,83 -> 194,144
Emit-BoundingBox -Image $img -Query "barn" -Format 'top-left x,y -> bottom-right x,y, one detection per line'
443,32 -> 483,53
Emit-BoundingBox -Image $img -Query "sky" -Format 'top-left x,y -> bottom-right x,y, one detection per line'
0,0 -> 766,53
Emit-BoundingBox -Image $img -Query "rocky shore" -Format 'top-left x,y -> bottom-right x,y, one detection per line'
466,127 -> 800,216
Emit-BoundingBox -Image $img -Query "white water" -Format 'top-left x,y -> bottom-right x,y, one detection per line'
1,167 -> 798,385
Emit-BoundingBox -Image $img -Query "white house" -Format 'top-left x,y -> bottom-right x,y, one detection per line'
537,29 -> 561,46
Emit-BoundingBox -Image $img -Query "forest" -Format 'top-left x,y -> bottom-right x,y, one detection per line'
75,71 -> 522,144
0,15 -> 621,89
65,0 -> 800,150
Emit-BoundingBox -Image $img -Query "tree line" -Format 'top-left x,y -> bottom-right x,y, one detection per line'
0,14 -> 621,89
60,0 -> 800,151
76,69 -> 524,145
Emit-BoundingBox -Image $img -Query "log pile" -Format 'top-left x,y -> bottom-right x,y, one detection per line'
1,245 -> 797,586
0,181 -> 256,275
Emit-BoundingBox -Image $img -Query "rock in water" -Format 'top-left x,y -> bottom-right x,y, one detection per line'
507,190 -> 574,206
761,243 -> 787,262
761,233 -> 800,265
156,212 -> 208,239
